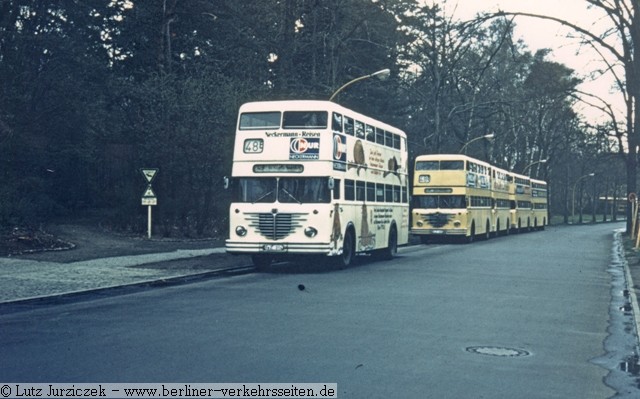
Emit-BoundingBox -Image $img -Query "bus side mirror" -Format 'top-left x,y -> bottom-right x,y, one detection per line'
328,177 -> 335,190
223,176 -> 230,189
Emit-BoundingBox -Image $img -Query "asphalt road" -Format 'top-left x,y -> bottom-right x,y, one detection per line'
1,223 -> 635,398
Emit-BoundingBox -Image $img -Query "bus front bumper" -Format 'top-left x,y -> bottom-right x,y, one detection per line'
411,228 -> 467,236
226,240 -> 333,255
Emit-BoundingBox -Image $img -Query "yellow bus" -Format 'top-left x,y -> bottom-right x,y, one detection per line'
492,166 -> 512,236
531,178 -> 548,230
411,154 -> 493,243
509,173 -> 533,232
225,100 -> 409,269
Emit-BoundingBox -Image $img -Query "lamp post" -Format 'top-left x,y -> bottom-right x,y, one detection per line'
458,133 -> 495,154
329,68 -> 391,102
522,159 -> 548,175
572,173 -> 595,224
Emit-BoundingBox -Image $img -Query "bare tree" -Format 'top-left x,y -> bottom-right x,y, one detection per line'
492,1 -> 637,232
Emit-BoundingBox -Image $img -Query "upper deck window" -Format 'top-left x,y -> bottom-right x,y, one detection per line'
416,160 -> 464,171
440,161 -> 464,170
282,111 -> 328,129
239,112 -> 281,130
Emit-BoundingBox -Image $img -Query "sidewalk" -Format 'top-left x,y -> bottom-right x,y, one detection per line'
0,223 -> 249,304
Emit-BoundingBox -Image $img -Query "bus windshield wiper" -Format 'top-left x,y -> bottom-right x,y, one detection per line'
252,190 -> 274,204
280,187 -> 301,204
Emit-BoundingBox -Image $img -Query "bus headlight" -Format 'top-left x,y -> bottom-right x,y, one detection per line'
235,226 -> 247,237
453,221 -> 461,227
416,221 -> 424,227
304,227 -> 318,238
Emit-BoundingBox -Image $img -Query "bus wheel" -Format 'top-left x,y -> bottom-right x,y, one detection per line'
251,254 -> 273,271
334,228 -> 355,269
379,225 -> 398,260
466,223 -> 475,243
505,219 -> 510,235
484,220 -> 491,240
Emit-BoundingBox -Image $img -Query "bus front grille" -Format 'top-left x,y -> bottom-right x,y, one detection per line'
424,212 -> 453,228
245,212 -> 307,240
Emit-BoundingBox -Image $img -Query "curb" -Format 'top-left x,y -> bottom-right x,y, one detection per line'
619,231 -> 640,350
0,265 -> 254,311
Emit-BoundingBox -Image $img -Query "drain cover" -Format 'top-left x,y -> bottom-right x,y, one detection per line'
466,346 -> 530,357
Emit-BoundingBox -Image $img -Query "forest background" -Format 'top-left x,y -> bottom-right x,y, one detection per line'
0,0 -> 628,238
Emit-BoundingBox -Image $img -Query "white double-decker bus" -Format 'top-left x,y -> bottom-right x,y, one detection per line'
225,100 -> 409,269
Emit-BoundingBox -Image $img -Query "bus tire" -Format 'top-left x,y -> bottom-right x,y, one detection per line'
466,223 -> 475,243
334,227 -> 355,269
484,220 -> 491,240
505,219 -> 510,235
252,254 -> 273,271
379,225 -> 398,260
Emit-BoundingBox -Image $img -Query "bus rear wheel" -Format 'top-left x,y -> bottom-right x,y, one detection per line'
376,225 -> 398,260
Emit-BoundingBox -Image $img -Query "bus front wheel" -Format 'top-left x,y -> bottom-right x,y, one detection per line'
334,228 -> 355,269
466,223 -> 476,243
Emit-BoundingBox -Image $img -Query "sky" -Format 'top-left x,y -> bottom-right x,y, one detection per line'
433,0 -> 621,124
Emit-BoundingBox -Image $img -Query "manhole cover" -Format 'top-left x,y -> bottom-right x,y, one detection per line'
466,346 -> 530,357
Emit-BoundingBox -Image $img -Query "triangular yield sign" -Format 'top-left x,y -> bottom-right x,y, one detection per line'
143,186 -> 156,198
141,168 -> 158,183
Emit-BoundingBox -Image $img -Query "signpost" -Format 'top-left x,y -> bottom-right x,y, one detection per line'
140,168 -> 159,239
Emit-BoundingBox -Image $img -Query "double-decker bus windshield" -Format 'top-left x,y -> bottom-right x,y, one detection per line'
412,195 -> 466,209
415,160 -> 464,171
235,177 -> 331,204
239,111 -> 328,130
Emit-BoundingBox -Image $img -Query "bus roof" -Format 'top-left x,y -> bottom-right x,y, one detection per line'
238,100 -> 406,136
414,153 -> 491,167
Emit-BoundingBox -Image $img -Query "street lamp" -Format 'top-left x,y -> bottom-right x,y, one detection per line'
458,133 -> 495,154
329,68 -> 391,102
523,159 -> 548,175
571,173 -> 595,224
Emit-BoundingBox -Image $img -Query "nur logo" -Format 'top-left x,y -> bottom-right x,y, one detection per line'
289,137 -> 320,160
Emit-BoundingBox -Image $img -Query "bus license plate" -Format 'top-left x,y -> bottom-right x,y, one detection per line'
263,244 -> 286,252
432,229 -> 444,234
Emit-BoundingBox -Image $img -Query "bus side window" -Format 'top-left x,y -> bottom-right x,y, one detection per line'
332,113 -> 343,132
366,182 -> 375,202
356,181 -> 365,201
345,179 -> 355,201
344,117 -> 354,136
376,128 -> 385,144
393,185 -> 400,203
385,184 -> 393,202
385,131 -> 393,148
393,134 -> 401,149
376,183 -> 385,202
365,124 -> 375,142
333,179 -> 341,200
355,120 -> 365,138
